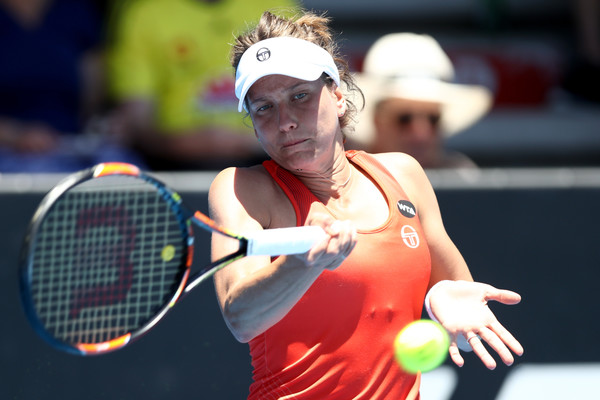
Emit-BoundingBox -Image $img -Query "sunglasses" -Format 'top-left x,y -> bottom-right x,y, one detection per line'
396,112 -> 441,128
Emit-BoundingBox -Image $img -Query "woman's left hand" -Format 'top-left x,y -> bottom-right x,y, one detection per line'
427,280 -> 524,369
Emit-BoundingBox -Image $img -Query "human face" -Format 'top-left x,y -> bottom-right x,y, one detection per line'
247,74 -> 346,171
373,98 -> 443,168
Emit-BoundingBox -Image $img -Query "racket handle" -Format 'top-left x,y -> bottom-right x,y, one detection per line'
246,226 -> 327,256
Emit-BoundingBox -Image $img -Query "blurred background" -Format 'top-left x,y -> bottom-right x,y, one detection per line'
1,0 -> 599,399
313,0 -> 600,167
1,0 -> 599,173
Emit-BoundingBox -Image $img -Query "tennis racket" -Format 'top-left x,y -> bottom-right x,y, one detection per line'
19,162 -> 326,356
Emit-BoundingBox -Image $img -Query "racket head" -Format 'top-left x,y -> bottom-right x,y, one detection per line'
19,163 -> 193,355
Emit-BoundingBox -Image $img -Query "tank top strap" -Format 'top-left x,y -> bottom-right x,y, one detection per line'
345,150 -> 412,206
262,160 -> 318,226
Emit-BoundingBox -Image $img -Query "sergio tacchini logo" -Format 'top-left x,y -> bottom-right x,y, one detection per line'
256,47 -> 271,62
401,225 -> 420,248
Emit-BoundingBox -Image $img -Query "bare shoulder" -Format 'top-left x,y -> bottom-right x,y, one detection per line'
210,165 -> 267,194
371,152 -> 427,182
209,165 -> 282,200
370,152 -> 434,207
209,165 -> 292,229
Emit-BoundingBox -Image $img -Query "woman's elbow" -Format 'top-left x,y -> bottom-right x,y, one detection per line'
221,302 -> 261,344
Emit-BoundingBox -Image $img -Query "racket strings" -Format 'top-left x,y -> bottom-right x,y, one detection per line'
31,176 -> 187,345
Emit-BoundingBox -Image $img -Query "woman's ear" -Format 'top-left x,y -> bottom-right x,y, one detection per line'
335,87 -> 347,118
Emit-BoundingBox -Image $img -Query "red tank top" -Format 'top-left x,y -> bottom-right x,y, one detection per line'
248,151 -> 431,400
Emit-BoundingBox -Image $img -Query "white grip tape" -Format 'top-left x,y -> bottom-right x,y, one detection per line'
246,226 -> 327,256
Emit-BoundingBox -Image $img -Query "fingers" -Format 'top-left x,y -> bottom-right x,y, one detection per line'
323,220 -> 357,264
303,216 -> 357,270
490,320 -> 524,357
311,216 -> 356,250
465,332 -> 498,370
448,342 -> 465,368
450,333 -> 498,370
477,327 -> 514,368
458,324 -> 523,370
486,287 -> 522,305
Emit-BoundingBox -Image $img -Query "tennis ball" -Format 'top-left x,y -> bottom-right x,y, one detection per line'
394,320 -> 450,374
161,244 -> 176,262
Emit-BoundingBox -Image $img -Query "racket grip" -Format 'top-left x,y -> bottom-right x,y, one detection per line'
246,226 -> 327,256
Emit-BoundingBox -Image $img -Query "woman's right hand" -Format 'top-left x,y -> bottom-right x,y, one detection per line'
300,213 -> 357,271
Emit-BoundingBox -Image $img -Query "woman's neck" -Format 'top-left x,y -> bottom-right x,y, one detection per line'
293,152 -> 355,202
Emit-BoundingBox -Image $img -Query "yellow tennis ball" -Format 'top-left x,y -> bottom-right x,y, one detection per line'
394,320 -> 450,374
161,245 -> 175,262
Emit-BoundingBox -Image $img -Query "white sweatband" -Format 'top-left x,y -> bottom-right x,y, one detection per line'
424,280 -> 448,323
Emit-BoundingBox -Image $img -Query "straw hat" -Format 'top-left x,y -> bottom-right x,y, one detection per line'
354,33 -> 492,144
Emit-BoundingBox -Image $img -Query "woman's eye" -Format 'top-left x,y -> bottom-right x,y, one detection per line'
294,93 -> 307,100
256,104 -> 271,112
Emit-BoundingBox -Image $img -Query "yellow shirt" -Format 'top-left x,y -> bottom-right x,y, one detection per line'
108,0 -> 297,134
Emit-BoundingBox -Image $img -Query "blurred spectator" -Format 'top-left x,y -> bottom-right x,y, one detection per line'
0,0 -> 143,172
351,33 -> 493,169
106,0 -> 297,171
562,0 -> 600,103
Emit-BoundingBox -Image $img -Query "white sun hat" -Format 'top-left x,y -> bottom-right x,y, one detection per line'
235,36 -> 340,112
355,33 -> 492,143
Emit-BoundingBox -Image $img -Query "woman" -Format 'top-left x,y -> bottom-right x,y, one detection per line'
209,10 -> 523,399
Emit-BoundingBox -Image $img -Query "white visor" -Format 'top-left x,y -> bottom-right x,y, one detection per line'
235,36 -> 340,112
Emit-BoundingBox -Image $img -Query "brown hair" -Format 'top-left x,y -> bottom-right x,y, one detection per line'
231,10 -> 363,136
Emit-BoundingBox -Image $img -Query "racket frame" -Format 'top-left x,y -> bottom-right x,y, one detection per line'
19,163 -> 247,355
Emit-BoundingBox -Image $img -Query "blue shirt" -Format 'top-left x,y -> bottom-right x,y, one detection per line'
0,0 -> 102,133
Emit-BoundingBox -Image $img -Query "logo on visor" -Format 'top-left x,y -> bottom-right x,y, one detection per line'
256,47 -> 271,62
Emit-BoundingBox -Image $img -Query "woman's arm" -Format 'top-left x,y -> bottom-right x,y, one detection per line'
378,152 -> 523,368
208,167 -> 356,342
377,152 -> 472,286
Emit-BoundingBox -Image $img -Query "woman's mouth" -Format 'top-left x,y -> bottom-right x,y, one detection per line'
282,138 -> 307,148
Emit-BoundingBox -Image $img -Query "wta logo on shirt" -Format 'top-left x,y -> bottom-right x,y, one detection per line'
397,200 -> 419,248
397,200 -> 416,218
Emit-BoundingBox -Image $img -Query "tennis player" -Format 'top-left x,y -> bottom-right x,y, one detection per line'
209,10 -> 523,399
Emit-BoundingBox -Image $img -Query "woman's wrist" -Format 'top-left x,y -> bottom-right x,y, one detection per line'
424,280 -> 451,322
424,279 -> 475,352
